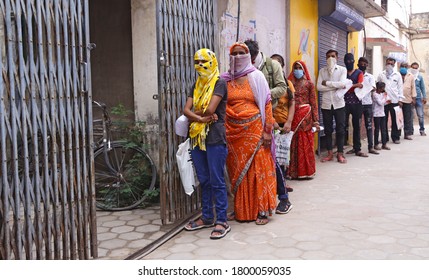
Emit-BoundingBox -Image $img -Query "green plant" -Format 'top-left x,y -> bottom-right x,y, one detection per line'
107,104 -> 160,207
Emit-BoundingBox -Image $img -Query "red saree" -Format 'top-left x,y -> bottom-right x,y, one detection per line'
288,78 -> 318,179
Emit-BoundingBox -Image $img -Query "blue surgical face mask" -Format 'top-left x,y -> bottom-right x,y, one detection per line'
294,69 -> 304,79
399,67 -> 408,75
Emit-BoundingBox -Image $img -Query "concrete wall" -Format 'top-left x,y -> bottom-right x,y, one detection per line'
217,0 -> 288,73
363,0 -> 411,76
131,0 -> 159,123
410,13 -> 429,104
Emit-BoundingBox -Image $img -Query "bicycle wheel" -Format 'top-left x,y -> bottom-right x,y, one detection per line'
94,141 -> 157,211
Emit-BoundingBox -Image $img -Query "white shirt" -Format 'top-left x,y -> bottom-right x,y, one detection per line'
361,72 -> 376,105
372,92 -> 387,117
317,65 -> 348,110
376,70 -> 404,104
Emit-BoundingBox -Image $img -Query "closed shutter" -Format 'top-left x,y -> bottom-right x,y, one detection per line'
317,18 -> 348,138
318,18 -> 348,68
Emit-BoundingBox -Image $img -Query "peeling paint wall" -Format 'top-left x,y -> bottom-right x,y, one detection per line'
217,0 -> 288,73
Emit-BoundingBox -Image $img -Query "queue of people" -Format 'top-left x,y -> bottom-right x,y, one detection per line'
180,43 -> 426,240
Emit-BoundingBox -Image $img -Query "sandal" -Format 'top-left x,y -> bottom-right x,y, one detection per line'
337,153 -> 347,164
184,218 -> 214,231
227,212 -> 235,221
255,214 -> 269,225
210,222 -> 231,240
355,151 -> 368,157
321,154 -> 333,162
346,149 -> 355,154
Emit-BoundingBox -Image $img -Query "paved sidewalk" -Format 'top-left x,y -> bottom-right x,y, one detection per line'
96,205 -> 182,260
142,127 -> 429,260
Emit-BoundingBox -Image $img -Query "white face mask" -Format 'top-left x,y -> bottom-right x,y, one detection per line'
386,64 -> 394,75
410,68 -> 419,76
327,57 -> 337,68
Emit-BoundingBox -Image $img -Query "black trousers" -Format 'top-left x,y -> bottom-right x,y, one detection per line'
345,103 -> 364,152
322,106 -> 346,153
362,104 -> 374,149
402,103 -> 414,137
384,103 -> 400,142
374,116 -> 387,146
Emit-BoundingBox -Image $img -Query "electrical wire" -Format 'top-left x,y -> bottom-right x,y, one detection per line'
236,0 -> 241,41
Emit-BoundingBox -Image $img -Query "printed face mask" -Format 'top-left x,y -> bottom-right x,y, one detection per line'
194,61 -> 213,77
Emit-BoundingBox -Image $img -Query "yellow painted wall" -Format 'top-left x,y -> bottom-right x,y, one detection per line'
348,31 -> 360,58
289,0 -> 319,150
289,0 -> 318,82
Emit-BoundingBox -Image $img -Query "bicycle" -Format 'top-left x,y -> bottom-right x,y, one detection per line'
92,101 -> 157,211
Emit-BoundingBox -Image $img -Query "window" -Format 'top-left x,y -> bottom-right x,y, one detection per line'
366,48 -> 373,74
381,0 -> 388,12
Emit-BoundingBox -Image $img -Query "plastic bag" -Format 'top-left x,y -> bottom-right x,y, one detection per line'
394,106 -> 404,130
175,115 -> 189,137
176,138 -> 196,195
274,131 -> 294,166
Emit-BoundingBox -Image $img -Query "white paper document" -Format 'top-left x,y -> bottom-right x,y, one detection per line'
354,79 -> 374,100
335,79 -> 353,99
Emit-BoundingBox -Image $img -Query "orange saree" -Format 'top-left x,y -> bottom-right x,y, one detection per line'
225,79 -> 276,221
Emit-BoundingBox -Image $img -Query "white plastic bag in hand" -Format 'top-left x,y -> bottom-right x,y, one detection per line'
274,131 -> 294,166
176,138 -> 196,195
175,115 -> 189,137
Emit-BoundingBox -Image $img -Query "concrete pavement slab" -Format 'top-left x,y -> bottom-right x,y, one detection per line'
142,125 -> 429,260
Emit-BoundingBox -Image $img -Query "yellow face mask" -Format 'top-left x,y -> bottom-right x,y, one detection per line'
189,49 -> 220,151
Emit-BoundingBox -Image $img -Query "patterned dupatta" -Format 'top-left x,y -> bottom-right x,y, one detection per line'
189,48 -> 219,151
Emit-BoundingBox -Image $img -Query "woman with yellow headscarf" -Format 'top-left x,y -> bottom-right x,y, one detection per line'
183,48 -> 230,239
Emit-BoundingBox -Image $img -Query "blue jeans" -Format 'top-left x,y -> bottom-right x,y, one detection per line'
414,98 -> 425,133
191,144 -> 228,223
275,161 -> 289,201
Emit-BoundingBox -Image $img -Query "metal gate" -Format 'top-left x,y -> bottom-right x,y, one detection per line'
157,0 -> 217,224
0,0 -> 96,259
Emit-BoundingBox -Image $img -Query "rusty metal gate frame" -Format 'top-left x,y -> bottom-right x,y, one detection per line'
0,0 -> 96,259
156,0 -> 217,224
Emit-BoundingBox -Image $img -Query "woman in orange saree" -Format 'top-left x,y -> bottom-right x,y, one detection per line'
221,43 -> 276,225
287,60 -> 320,179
